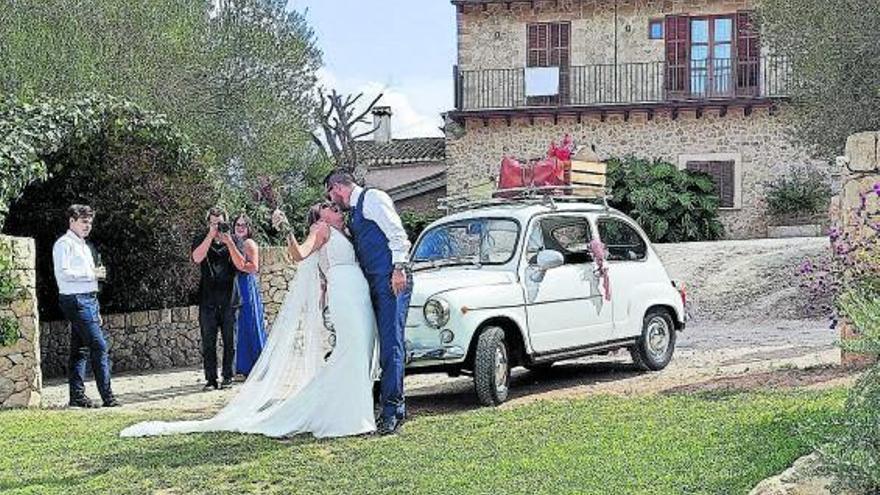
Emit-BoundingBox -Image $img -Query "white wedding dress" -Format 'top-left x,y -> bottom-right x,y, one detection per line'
121,228 -> 378,439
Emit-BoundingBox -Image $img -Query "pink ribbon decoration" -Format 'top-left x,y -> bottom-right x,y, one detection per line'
590,239 -> 611,301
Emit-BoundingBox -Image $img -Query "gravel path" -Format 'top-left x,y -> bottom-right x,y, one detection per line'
41,318 -> 841,417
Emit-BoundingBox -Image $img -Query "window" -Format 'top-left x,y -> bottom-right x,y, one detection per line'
686,160 -> 735,208
664,11 -> 760,97
413,218 -> 520,265
648,19 -> 664,40
526,22 -> 570,105
527,216 -> 592,265
597,218 -> 647,262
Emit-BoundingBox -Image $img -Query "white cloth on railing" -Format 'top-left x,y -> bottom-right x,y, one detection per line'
524,67 -> 559,96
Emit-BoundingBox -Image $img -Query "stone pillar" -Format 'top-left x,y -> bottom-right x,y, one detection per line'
0,235 -> 41,408
836,131 -> 880,366
258,246 -> 298,331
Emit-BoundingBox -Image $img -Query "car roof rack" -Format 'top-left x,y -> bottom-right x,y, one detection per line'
438,185 -> 613,213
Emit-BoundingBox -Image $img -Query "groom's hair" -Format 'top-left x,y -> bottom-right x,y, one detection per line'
324,170 -> 355,189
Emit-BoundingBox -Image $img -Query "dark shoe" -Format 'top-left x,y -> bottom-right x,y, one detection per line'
69,396 -> 97,408
220,378 -> 233,389
377,416 -> 404,436
102,397 -> 121,408
203,381 -> 219,391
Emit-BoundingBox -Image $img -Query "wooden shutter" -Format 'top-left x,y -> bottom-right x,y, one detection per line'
736,11 -> 760,95
665,15 -> 689,97
527,22 -> 570,105
687,161 -> 735,207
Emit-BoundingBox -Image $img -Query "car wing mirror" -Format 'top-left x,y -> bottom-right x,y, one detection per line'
530,249 -> 564,282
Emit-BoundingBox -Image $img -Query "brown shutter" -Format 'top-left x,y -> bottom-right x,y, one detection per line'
527,23 -> 549,68
665,15 -> 689,97
736,11 -> 760,95
527,22 -> 569,105
687,161 -> 735,207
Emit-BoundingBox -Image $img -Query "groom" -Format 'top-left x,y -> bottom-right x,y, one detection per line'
325,170 -> 413,435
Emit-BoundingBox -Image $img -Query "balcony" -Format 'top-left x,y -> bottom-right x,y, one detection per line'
451,56 -> 792,120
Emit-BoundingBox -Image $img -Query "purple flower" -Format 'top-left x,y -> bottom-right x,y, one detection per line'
829,227 -> 841,242
874,181 -> 880,196
799,259 -> 815,274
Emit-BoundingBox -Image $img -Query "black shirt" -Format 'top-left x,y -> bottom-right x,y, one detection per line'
192,232 -> 239,307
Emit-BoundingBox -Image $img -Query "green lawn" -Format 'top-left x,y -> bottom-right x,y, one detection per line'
0,390 -> 844,495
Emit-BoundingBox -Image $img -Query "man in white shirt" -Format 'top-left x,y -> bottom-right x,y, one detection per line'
325,170 -> 412,435
52,204 -> 118,408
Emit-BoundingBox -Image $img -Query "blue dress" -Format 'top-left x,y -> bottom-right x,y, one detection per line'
235,268 -> 267,376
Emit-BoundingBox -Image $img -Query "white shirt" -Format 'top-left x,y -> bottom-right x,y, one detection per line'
52,230 -> 99,295
350,185 -> 411,264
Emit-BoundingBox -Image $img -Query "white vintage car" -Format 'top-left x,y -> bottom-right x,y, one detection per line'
404,198 -> 686,406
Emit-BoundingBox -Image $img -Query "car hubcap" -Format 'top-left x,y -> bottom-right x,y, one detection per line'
495,342 -> 509,393
646,317 -> 670,360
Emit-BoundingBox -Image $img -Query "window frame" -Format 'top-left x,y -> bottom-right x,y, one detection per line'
596,216 -> 649,263
525,214 -> 594,266
677,152 -> 743,210
648,19 -> 664,40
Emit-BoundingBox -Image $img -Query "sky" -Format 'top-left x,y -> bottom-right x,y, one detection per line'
288,0 -> 457,139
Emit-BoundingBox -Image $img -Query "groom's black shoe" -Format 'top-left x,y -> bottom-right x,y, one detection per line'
220,378 -> 233,389
203,381 -> 219,391
377,416 -> 404,436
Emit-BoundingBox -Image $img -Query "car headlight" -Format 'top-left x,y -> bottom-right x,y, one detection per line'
423,298 -> 450,328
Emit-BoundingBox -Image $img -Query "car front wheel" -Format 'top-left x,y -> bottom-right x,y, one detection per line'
630,308 -> 676,371
474,326 -> 510,406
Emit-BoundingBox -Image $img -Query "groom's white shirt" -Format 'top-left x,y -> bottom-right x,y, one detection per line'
350,185 -> 411,264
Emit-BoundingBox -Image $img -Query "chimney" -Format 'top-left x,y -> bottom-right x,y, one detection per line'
372,106 -> 392,144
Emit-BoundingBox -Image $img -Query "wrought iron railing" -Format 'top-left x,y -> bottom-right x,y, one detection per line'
453,56 -> 792,111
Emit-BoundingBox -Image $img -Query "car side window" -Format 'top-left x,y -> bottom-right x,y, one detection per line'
527,216 -> 593,265
597,217 -> 647,261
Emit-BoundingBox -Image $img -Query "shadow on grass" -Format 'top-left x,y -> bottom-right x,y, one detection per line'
406,360 -> 644,418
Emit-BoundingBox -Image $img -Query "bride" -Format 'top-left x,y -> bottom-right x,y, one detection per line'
121,202 -> 379,439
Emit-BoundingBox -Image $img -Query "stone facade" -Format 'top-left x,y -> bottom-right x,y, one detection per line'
448,0 -> 817,239
447,107 -> 827,239
0,235 -> 41,408
832,131 -> 880,366
40,246 -> 299,378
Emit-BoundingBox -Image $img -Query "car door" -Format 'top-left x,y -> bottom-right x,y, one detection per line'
522,214 -> 614,352
596,215 -> 650,338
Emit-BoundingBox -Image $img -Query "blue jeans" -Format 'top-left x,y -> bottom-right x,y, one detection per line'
59,293 -> 113,403
368,271 -> 413,422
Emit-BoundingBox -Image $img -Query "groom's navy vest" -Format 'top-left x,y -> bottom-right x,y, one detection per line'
350,188 -> 393,280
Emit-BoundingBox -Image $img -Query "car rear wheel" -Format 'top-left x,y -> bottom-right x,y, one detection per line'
474,326 -> 510,406
630,308 -> 676,371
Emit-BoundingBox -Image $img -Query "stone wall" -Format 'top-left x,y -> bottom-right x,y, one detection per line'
446,107 -> 827,239
458,0 -> 755,71
0,235 -> 41,408
40,246 -> 299,378
832,131 -> 880,366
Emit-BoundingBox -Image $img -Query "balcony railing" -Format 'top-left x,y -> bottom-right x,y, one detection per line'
453,56 -> 792,111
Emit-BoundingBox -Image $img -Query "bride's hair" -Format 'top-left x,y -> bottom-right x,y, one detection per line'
306,202 -> 330,227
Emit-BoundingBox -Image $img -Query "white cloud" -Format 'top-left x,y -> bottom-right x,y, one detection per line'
316,68 -> 449,139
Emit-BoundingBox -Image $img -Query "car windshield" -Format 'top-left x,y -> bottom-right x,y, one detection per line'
412,218 -> 520,266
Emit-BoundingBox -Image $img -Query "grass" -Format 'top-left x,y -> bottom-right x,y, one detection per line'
0,390 -> 845,495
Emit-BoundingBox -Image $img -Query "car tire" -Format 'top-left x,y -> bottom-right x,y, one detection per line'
630,308 -> 676,371
474,326 -> 510,406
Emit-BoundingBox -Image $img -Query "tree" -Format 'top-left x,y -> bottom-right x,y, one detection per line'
0,0 -> 325,229
314,89 -> 383,182
757,0 -> 880,158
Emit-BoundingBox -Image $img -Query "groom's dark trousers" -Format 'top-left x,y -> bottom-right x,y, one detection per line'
350,189 -> 412,422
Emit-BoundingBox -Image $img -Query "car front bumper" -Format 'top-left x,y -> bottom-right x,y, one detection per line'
405,341 -> 466,367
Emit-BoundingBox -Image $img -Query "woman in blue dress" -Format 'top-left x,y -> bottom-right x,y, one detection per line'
220,213 -> 267,376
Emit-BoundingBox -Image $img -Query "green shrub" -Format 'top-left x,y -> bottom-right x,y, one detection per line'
0,93 -> 215,319
401,210 -> 444,243
764,167 -> 831,223
606,156 -> 724,243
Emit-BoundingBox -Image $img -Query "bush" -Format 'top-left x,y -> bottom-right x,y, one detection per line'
401,210 -> 444,243
606,156 -> 724,243
764,167 -> 831,224
0,93 -> 216,319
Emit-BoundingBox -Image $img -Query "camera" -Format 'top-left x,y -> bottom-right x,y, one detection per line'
217,222 -> 230,233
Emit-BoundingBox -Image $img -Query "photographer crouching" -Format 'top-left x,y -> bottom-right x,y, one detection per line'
191,207 -> 239,390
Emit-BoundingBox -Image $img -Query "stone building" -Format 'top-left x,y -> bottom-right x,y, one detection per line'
445,0 -> 826,239
356,107 -> 447,215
